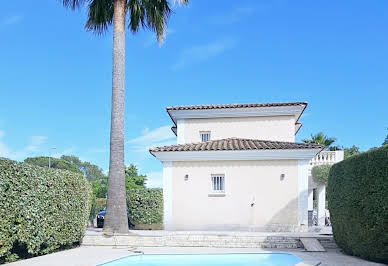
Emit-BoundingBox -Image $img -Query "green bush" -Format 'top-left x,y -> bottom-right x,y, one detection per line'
311,164 -> 332,185
126,188 -> 163,226
327,146 -> 388,263
0,158 -> 91,263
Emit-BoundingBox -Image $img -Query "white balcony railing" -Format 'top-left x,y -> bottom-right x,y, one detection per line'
310,150 -> 344,167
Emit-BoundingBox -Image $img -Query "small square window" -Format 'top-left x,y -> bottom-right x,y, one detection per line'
211,174 -> 225,193
200,131 -> 211,142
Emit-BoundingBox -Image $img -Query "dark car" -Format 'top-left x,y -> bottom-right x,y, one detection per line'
96,207 -> 106,228
96,207 -> 132,228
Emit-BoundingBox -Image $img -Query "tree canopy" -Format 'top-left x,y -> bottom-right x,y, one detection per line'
24,156 -> 82,174
61,155 -> 105,181
125,164 -> 147,190
25,155 -> 106,182
88,164 -> 147,200
344,145 -> 361,159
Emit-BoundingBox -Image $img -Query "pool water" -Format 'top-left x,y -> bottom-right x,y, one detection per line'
99,253 -> 302,266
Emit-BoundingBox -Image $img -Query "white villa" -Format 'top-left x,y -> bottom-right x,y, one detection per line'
150,102 -> 343,232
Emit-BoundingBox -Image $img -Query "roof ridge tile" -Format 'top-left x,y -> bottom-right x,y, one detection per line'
149,138 -> 324,153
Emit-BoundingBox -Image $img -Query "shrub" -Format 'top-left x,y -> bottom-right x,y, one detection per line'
327,146 -> 388,263
126,188 -> 163,226
311,164 -> 332,186
89,197 -> 106,221
24,156 -> 82,175
0,158 -> 91,263
89,179 -> 106,221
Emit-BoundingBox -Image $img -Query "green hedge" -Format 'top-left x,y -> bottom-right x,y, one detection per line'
126,188 -> 163,226
327,146 -> 388,263
0,158 -> 91,263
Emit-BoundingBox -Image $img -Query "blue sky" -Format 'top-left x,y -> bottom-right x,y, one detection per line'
1,0 -> 387,187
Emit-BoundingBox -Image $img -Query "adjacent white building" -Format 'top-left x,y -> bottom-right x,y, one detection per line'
150,102 -> 328,232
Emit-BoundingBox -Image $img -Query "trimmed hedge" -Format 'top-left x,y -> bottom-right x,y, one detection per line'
327,146 -> 388,263
126,188 -> 163,226
0,158 -> 91,263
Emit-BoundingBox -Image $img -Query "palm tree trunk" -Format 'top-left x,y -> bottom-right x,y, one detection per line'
104,0 -> 129,234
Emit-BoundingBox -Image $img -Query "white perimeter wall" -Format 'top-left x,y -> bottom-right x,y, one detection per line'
163,160 -> 303,230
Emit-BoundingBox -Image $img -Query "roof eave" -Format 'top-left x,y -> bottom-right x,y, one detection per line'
167,102 -> 308,125
150,148 -> 323,162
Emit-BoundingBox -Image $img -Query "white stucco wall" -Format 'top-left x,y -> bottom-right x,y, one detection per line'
178,116 -> 296,144
164,160 -> 302,231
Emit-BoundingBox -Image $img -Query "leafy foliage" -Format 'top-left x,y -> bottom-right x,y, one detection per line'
91,179 -> 107,198
89,180 -> 107,220
0,158 -> 91,263
88,164 -> 145,221
61,155 -> 106,182
126,188 -> 163,225
303,132 -> 336,149
24,156 -> 82,175
327,146 -> 388,263
125,164 -> 147,190
90,196 -> 107,221
311,164 -> 332,186
343,145 -> 360,159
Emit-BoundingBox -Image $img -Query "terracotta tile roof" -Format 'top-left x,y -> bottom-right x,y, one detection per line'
166,102 -> 307,111
150,138 -> 324,153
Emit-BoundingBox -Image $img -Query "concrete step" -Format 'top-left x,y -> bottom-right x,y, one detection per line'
300,238 -> 325,252
318,237 -> 338,249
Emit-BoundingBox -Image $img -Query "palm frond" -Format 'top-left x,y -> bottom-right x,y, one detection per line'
128,0 -> 177,43
127,0 -> 146,33
85,0 -> 114,34
61,0 -> 89,10
303,132 -> 336,149
173,0 -> 189,5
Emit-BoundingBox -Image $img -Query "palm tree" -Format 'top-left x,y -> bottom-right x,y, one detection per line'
302,132 -> 336,149
60,0 -> 188,234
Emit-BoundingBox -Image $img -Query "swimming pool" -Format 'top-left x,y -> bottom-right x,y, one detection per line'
99,253 -> 302,266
